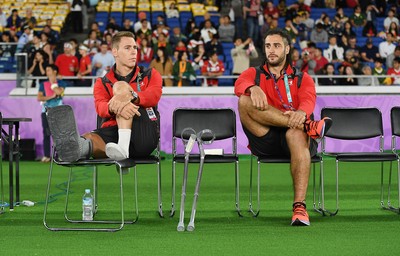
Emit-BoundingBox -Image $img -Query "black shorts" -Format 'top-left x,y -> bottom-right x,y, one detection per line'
93,107 -> 160,157
242,125 -> 318,157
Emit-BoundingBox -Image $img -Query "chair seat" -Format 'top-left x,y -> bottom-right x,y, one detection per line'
326,152 -> 398,162
258,155 -> 322,163
174,154 -> 238,163
55,158 -> 136,168
132,155 -> 159,164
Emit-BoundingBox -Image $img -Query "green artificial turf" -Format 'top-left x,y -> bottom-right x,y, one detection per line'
1,157 -> 400,255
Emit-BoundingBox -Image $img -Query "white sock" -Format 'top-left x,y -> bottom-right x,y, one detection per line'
118,129 -> 131,158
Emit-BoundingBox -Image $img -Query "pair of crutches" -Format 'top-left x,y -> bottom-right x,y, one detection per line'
177,128 -> 215,232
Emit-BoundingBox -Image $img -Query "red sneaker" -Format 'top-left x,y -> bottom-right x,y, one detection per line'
304,117 -> 332,140
291,202 -> 310,226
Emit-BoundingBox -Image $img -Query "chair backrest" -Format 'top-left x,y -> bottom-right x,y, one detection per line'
391,106 -> 400,137
172,108 -> 236,141
321,107 -> 383,140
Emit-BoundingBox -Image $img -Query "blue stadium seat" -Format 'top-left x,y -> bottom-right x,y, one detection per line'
218,69 -> 234,87
315,42 -> 329,50
357,36 -> 368,47
166,17 -> 180,29
151,11 -> 164,25
194,16 -> 205,27
124,12 -> 137,23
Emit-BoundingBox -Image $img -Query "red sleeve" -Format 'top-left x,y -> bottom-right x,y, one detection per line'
297,72 -> 317,118
93,78 -> 113,118
201,61 -> 208,74
234,67 -> 257,97
219,60 -> 225,73
137,68 -> 162,107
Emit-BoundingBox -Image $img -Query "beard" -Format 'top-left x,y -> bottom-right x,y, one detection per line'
267,53 -> 286,67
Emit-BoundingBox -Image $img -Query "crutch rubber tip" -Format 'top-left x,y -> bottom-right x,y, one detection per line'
186,225 -> 195,232
177,224 -> 185,232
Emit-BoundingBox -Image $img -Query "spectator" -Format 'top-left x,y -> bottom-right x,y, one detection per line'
6,9 -> 21,29
349,5 -> 367,28
69,38 -> 82,61
105,17 -> 121,32
199,12 -> 217,31
342,21 -> 356,38
360,38 -> 380,64
54,42 -> 79,86
134,12 -> 152,33
17,25 -> 32,53
20,8 -> 37,29
37,64 -> 66,162
387,46 -> 400,69
27,49 -> 49,87
379,32 -> 396,60
231,0 -> 244,38
90,21 -> 102,39
373,57 -> 386,85
386,57 -> 400,85
104,33 -> 113,50
296,50 -> 316,75
169,27 -> 188,50
344,35 -> 361,58
75,44 -> 92,87
218,15 -> 235,42
42,24 -> 60,46
121,18 -> 135,34
340,65 -> 358,85
327,20 -> 344,38
277,0 -> 287,17
204,34 -> 223,57
313,47 -> 329,74
301,11 -> 314,33
67,0 -> 83,33
191,44 -> 206,71
152,21 -> 170,45
0,7 -> 7,28
166,2 -> 179,18
292,14 -> 307,42
201,51 -> 225,86
244,0 -> 261,44
323,36 -> 345,63
384,9 -> 399,31
319,63 -> 340,86
136,19 -> 152,43
187,32 -> 204,60
137,37 -> 153,67
153,32 -> 173,57
358,65 -> 379,86
291,48 -> 300,67
83,30 -> 102,56
149,47 -> 174,86
231,37 -> 258,76
23,33 -> 43,64
185,19 -> 198,39
200,20 -> 217,43
310,23 -> 329,43
0,32 -> 16,58
363,21 -> 377,37
283,18 -> 298,44
172,51 -> 196,86
40,31 -> 55,64
8,27 -> 19,42
334,7 -> 349,26
263,1 -> 279,19
91,41 -> 115,76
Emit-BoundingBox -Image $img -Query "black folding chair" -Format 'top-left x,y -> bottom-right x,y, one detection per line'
249,154 -> 323,217
317,107 -> 399,215
0,112 -> 4,214
387,106 -> 400,212
43,105 -> 137,232
170,108 -> 241,224
96,115 -> 163,218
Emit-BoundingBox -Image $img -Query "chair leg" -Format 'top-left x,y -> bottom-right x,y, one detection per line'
249,155 -> 260,217
0,146 -> 4,214
157,162 -> 163,218
177,155 -> 190,231
187,156 -> 206,231
170,161 -> 176,217
382,160 -> 400,213
235,160 -> 242,217
314,157 -> 338,216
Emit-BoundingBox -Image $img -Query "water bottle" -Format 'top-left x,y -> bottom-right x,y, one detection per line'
82,189 -> 93,221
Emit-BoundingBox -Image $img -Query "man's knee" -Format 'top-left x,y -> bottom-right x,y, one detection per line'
112,81 -> 131,95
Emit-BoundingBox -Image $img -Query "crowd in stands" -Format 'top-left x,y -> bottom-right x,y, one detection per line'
1,0 -> 400,86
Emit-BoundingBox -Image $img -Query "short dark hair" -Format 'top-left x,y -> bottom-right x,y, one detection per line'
46,64 -> 59,74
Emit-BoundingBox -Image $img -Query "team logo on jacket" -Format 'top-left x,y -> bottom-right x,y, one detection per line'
288,79 -> 293,86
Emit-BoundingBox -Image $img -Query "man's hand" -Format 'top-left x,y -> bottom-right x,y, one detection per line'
118,103 -> 141,120
249,86 -> 268,111
108,93 -> 133,115
283,110 -> 307,129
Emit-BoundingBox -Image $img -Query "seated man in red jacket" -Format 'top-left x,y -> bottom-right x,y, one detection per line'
47,31 -> 162,161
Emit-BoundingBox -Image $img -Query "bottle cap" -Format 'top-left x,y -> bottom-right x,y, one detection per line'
85,189 -> 90,193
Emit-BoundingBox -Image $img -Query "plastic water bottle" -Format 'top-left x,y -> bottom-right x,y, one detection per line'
82,189 -> 93,221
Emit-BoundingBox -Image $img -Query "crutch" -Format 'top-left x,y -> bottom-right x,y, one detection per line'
177,128 -> 197,232
186,129 -> 215,232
